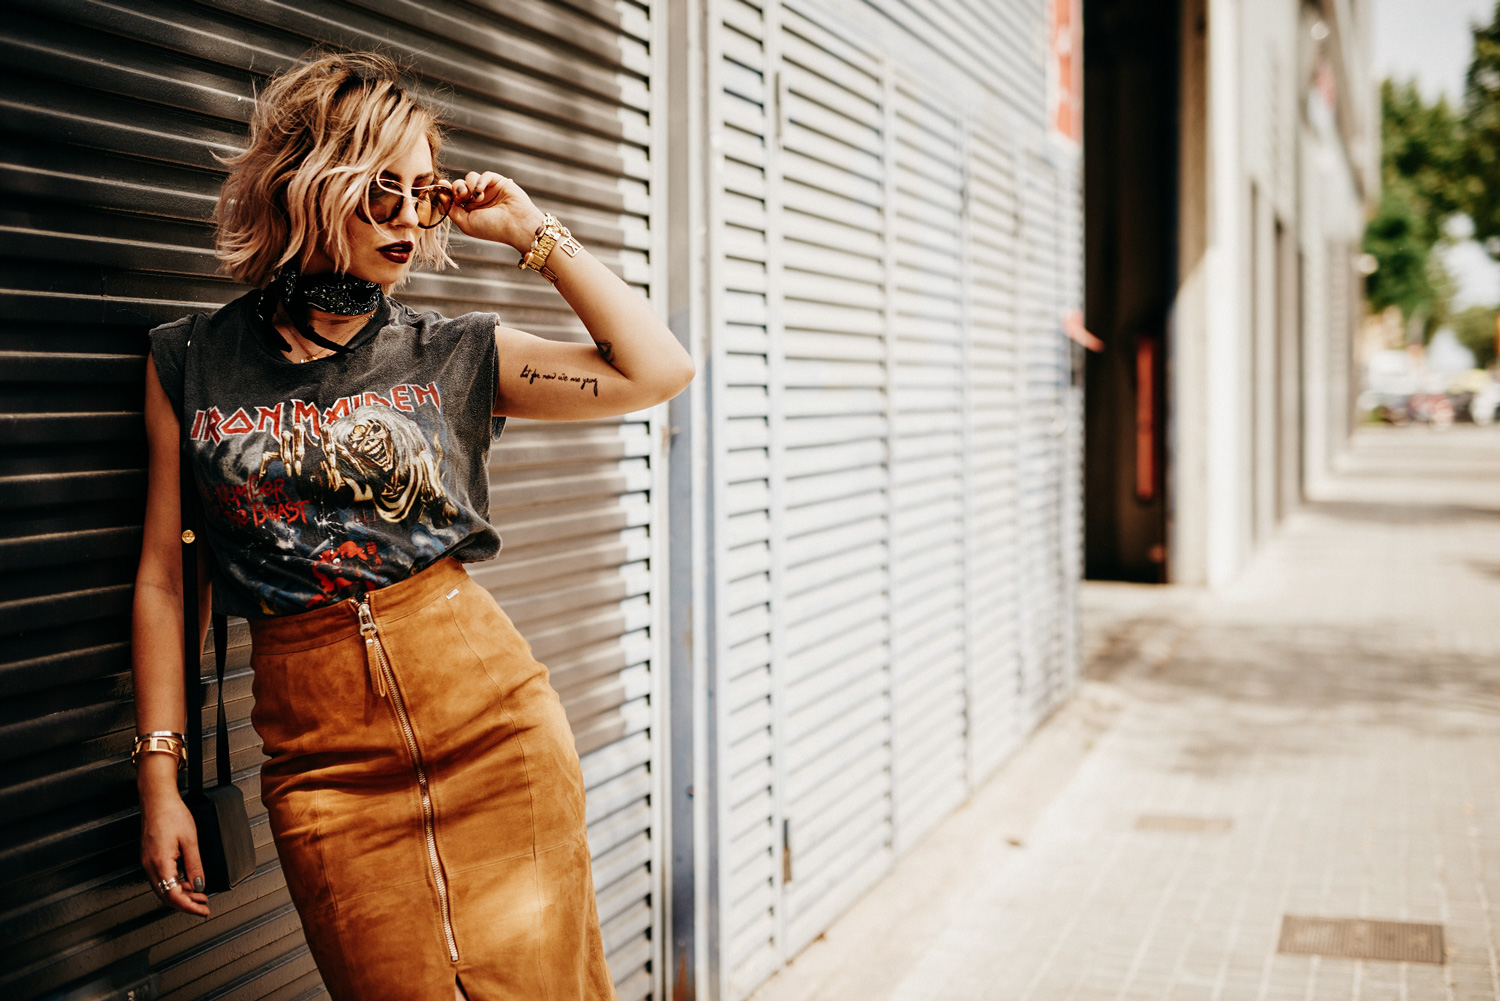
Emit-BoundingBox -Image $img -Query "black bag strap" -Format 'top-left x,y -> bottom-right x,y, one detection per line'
178,319 -> 232,797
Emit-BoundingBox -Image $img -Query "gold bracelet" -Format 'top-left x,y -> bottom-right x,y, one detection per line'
518,212 -> 582,285
132,732 -> 187,769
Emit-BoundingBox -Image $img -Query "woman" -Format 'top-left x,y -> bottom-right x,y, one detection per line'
130,51 -> 693,1001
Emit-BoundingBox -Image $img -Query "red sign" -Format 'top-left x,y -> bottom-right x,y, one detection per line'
1049,0 -> 1082,144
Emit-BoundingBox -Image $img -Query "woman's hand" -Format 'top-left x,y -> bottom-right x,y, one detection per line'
448,171 -> 546,252
140,777 -> 211,917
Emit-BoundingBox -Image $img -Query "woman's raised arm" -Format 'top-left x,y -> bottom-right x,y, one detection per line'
447,170 -> 695,422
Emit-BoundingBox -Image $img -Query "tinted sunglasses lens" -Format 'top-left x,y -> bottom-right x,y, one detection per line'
418,185 -> 453,229
366,184 -> 403,225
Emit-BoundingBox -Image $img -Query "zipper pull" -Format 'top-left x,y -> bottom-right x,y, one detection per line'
357,600 -> 388,699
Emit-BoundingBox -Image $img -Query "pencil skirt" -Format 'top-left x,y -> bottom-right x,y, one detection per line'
247,557 -> 616,1001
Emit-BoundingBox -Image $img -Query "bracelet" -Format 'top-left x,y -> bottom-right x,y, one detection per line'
518,212 -> 582,285
132,731 -> 187,769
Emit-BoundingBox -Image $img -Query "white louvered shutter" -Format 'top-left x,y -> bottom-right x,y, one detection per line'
888,72 -> 970,849
964,120 -> 1027,779
713,0 -> 784,995
774,1 -> 895,956
703,3 -> 1083,999
1015,151 -> 1071,721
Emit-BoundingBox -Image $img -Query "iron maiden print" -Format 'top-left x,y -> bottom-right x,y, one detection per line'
187,380 -> 471,614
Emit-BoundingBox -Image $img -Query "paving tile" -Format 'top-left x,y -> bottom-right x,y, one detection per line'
746,427 -> 1500,1001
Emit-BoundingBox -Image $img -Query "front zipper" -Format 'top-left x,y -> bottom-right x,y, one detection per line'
356,597 -> 460,962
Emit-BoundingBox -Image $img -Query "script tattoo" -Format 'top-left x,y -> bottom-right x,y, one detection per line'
595,340 -> 615,364
518,363 -> 600,397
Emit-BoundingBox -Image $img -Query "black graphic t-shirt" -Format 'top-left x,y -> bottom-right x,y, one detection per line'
149,290 -> 504,619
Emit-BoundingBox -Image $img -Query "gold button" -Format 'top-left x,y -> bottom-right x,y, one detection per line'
181,530 -> 196,544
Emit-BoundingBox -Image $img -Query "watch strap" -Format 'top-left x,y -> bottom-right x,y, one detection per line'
519,213 -> 582,284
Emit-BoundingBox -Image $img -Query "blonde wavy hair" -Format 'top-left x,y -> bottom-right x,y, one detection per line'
215,51 -> 453,287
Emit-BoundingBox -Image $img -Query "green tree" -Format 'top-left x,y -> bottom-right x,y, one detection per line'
1462,3 -> 1500,253
1364,80 -> 1466,334
1452,304 -> 1499,368
1381,80 -> 1467,238
1363,188 -> 1439,325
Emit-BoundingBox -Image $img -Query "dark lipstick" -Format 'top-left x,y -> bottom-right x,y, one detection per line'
378,241 -> 413,264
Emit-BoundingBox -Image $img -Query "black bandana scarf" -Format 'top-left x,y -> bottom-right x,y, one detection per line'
258,263 -> 384,357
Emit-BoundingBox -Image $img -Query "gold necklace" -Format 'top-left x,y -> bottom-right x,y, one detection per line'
277,303 -> 370,363
283,323 -> 337,364
294,342 -> 335,364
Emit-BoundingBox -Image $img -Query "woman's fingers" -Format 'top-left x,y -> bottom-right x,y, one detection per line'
182,834 -> 207,897
147,851 -> 184,902
455,171 -> 512,209
161,875 -> 211,916
459,170 -> 485,206
450,170 -> 521,218
171,832 -> 211,916
146,847 -> 209,916
165,882 -> 211,917
452,171 -> 482,203
477,171 -> 508,204
445,169 -> 537,248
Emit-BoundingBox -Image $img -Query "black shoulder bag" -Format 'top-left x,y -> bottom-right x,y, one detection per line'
179,362 -> 256,894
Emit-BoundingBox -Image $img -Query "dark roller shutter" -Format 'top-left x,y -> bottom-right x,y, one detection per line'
0,2 -> 664,998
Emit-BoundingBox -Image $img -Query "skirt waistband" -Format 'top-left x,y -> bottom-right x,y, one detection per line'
248,556 -> 471,654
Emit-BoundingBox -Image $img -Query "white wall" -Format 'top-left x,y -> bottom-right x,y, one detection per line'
1171,0 -> 1372,585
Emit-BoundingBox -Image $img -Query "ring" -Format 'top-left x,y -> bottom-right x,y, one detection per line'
158,877 -> 179,893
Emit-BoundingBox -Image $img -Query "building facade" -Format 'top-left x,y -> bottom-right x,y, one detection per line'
0,1 -> 1082,1000
1083,0 -> 1375,585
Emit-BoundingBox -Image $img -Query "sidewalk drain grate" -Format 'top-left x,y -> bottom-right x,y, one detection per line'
1135,814 -> 1233,834
1278,916 -> 1445,964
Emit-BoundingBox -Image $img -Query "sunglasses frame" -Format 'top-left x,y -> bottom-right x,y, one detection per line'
362,176 -> 454,230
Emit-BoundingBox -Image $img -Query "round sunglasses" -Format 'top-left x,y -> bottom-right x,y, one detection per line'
361,176 -> 454,229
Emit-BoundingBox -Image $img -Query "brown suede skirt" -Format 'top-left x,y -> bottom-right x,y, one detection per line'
248,557 -> 616,1001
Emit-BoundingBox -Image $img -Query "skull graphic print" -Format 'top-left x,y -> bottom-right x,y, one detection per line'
320,405 -> 459,525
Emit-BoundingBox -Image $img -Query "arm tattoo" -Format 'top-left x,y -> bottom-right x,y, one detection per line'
519,363 -> 600,397
595,340 -> 615,364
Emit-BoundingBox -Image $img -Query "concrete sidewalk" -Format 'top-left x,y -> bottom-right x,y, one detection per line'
747,425 -> 1500,1001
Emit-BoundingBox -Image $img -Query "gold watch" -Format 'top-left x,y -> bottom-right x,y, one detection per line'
518,212 -> 582,285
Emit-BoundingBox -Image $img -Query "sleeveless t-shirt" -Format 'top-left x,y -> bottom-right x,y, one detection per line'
149,290 -> 504,619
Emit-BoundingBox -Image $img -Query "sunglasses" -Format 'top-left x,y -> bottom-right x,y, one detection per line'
361,176 -> 454,229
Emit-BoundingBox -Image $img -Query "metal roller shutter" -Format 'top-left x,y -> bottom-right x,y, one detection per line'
0,1 -> 664,998
887,73 -> 968,851
964,119 -> 1026,781
771,1 -> 894,957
